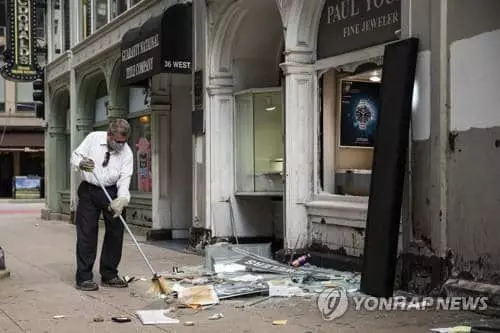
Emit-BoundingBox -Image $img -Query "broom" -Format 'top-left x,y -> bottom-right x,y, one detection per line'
92,169 -> 170,295
76,153 -> 170,295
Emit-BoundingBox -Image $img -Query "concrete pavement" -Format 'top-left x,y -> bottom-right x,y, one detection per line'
0,203 -> 490,332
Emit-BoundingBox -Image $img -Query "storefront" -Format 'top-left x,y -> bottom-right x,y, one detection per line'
43,0 -> 193,241
194,0 -> 427,256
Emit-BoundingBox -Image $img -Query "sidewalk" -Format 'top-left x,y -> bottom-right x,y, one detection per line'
0,207 -> 489,332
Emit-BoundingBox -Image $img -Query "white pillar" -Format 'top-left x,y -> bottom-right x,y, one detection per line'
280,61 -> 316,249
205,79 -> 234,238
151,104 -> 172,230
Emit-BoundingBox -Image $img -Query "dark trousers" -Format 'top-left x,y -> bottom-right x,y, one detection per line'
75,181 -> 125,283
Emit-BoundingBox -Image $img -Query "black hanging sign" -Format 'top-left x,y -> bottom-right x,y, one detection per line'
317,0 -> 401,59
1,0 -> 43,81
120,2 -> 192,86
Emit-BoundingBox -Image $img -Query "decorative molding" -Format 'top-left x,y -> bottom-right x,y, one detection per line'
209,2 -> 248,77
279,61 -> 315,76
206,0 -> 234,32
285,0 -> 325,61
275,0 -> 294,28
46,53 -> 71,83
48,74 -> 70,98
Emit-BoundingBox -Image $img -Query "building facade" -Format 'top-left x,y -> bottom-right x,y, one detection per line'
0,0 -> 46,199
191,0 -> 500,284
42,0 -> 193,239
43,0 -> 500,285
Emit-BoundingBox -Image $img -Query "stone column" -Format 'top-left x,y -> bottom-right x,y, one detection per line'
205,77 -> 234,237
280,60 -> 316,249
46,123 -> 66,213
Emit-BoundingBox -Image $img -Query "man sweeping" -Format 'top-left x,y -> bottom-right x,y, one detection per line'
70,119 -> 134,291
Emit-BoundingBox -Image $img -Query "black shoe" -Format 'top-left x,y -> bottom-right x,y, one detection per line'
76,280 -> 99,291
102,277 -> 128,288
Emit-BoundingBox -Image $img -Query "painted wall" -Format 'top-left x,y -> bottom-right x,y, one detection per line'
447,0 -> 500,276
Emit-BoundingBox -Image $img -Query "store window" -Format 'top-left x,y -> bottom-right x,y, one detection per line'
128,115 -> 151,193
234,88 -> 283,194
320,62 -> 382,197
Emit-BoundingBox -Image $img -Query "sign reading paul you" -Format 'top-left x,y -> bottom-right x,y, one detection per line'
317,0 -> 401,59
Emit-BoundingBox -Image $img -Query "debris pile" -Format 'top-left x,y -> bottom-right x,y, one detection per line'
132,242 -> 361,325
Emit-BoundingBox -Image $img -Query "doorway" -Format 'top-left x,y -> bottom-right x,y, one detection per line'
0,152 -> 13,197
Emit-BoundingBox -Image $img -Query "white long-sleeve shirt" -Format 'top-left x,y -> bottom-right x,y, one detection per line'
70,131 -> 134,202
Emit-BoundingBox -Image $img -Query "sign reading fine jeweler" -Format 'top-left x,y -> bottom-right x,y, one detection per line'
317,0 -> 401,59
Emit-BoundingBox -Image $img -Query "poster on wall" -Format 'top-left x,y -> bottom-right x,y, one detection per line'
136,137 -> 152,192
339,80 -> 381,148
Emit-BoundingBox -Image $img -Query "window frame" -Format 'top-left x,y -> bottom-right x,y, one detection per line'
127,110 -> 152,193
314,44 -> 386,199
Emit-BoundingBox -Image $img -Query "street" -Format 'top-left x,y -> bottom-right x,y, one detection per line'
0,202 -> 488,332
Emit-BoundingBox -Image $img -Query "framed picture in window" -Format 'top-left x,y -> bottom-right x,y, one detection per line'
338,79 -> 381,148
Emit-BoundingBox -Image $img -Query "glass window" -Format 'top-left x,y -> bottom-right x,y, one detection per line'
16,82 -> 34,112
94,0 -> 108,31
320,65 -> 382,197
111,0 -> 127,18
128,115 -> 151,193
235,89 -> 283,193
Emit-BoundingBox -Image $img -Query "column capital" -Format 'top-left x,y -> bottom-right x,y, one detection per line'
283,48 -> 315,64
207,74 -> 233,96
107,106 -> 128,119
150,104 -> 171,113
279,61 -> 315,76
75,117 -> 93,132
48,124 -> 65,137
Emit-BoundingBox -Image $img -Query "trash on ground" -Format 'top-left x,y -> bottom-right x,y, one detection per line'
208,313 -> 224,320
430,326 -> 471,333
291,254 -> 311,267
111,316 -> 131,323
134,242 -> 362,327
268,280 -> 309,297
272,320 -> 287,326
135,310 -> 180,325
184,321 -> 195,326
93,316 -> 104,322
178,285 -> 219,307
52,315 -> 65,319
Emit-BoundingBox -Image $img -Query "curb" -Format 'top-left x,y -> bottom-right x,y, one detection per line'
0,269 -> 10,280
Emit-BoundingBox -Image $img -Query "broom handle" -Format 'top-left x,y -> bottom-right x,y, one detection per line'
91,170 -> 157,276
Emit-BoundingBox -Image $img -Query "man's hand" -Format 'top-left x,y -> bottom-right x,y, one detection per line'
109,197 -> 129,218
79,158 -> 95,172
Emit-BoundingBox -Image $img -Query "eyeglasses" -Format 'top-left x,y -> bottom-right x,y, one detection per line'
102,151 -> 110,167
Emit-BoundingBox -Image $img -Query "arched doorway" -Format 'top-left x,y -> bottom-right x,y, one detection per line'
207,0 -> 285,247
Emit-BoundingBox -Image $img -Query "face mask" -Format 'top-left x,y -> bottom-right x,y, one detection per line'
109,140 -> 125,152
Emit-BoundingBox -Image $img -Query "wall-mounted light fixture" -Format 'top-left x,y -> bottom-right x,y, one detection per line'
265,96 -> 276,111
